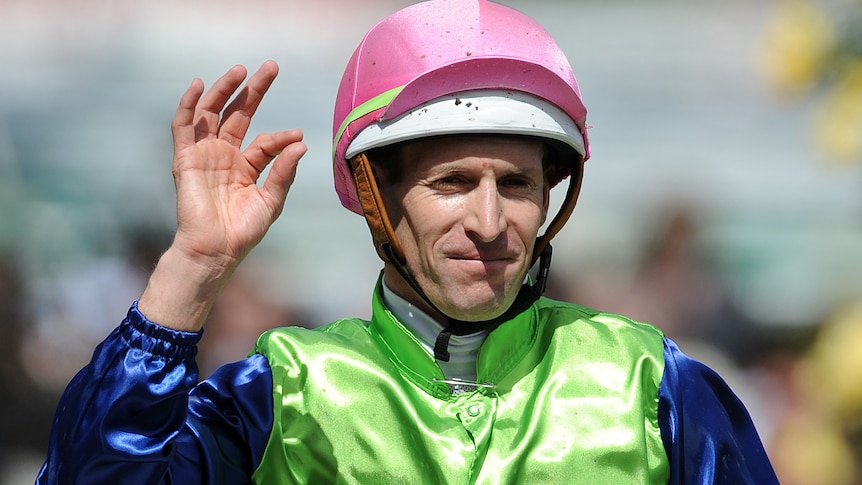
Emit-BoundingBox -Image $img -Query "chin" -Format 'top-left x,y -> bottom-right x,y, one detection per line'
437,292 -> 514,322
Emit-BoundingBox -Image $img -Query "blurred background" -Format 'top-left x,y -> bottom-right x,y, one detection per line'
1,0 -> 861,483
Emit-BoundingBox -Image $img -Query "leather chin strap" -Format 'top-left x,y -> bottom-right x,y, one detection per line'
350,152 -> 584,361
350,153 -> 406,264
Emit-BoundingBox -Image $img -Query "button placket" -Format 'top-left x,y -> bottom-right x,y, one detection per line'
457,396 -> 495,437
452,394 -> 497,482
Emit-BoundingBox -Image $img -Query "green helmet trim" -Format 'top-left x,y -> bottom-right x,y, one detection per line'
332,85 -> 404,161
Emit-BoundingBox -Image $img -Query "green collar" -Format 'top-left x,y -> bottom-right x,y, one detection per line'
367,279 -> 539,399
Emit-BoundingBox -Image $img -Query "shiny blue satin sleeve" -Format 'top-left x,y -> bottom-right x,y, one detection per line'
658,338 -> 779,485
37,302 -> 274,484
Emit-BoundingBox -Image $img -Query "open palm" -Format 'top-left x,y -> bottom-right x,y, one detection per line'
170,61 -> 306,270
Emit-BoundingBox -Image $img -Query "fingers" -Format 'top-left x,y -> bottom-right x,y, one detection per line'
172,61 -> 279,151
243,128 -> 304,174
194,64 -> 249,142
171,78 -> 205,152
263,140 -> 307,216
244,129 -> 307,212
177,61 -> 278,148
171,61 -> 289,180
218,60 -> 279,146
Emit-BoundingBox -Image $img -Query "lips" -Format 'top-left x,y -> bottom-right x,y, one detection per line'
450,254 -> 514,263
444,246 -> 519,264
438,232 -> 526,273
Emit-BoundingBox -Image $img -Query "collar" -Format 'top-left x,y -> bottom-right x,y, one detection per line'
381,280 -> 487,381
368,276 -> 540,397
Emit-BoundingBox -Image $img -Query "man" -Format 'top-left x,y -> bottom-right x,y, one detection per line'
39,1 -> 779,483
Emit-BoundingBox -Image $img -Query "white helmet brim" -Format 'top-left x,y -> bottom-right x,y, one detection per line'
345,89 -> 586,160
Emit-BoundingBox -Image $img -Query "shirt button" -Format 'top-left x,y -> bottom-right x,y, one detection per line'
467,405 -> 480,417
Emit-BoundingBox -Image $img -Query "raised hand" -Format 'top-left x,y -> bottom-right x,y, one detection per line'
172,60 -> 305,268
139,61 -> 307,331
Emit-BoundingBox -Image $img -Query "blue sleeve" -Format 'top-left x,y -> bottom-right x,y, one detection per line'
658,338 -> 779,485
37,302 -> 274,484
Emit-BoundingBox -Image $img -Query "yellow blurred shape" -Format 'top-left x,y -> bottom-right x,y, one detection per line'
760,0 -> 836,98
771,413 -> 854,485
803,302 -> 862,421
815,60 -> 862,163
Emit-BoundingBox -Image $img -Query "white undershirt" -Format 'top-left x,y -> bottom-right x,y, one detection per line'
381,281 -> 488,382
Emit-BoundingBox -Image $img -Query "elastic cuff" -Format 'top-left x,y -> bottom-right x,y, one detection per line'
121,301 -> 203,359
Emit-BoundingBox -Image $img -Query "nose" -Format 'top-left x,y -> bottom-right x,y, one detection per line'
463,179 -> 507,243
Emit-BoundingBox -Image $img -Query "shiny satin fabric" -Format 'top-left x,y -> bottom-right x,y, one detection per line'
37,304 -> 276,484
251,288 -> 670,484
658,338 -> 778,484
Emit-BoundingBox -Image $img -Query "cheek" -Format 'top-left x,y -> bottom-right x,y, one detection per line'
393,193 -> 442,248
401,209 -> 447,250
509,206 -> 547,255
400,189 -> 457,230
524,211 -> 547,244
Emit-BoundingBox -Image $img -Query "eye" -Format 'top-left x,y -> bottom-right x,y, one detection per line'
499,175 -> 537,190
430,174 -> 472,191
500,176 -> 528,187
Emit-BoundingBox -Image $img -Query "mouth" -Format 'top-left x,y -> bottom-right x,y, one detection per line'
449,252 -> 515,263
457,259 -> 511,267
441,239 -> 522,273
447,253 -> 518,272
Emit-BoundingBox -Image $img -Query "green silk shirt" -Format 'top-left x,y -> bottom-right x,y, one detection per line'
251,286 -> 670,484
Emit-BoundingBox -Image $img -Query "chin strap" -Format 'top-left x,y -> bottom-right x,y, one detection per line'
351,153 -> 405,263
351,151 -> 578,362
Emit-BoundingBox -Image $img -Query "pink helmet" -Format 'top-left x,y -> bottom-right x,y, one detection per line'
332,0 -> 590,215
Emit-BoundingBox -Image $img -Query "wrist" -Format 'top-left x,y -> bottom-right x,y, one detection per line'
137,246 -> 237,331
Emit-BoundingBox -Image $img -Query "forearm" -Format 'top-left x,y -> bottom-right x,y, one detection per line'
138,246 -> 237,332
